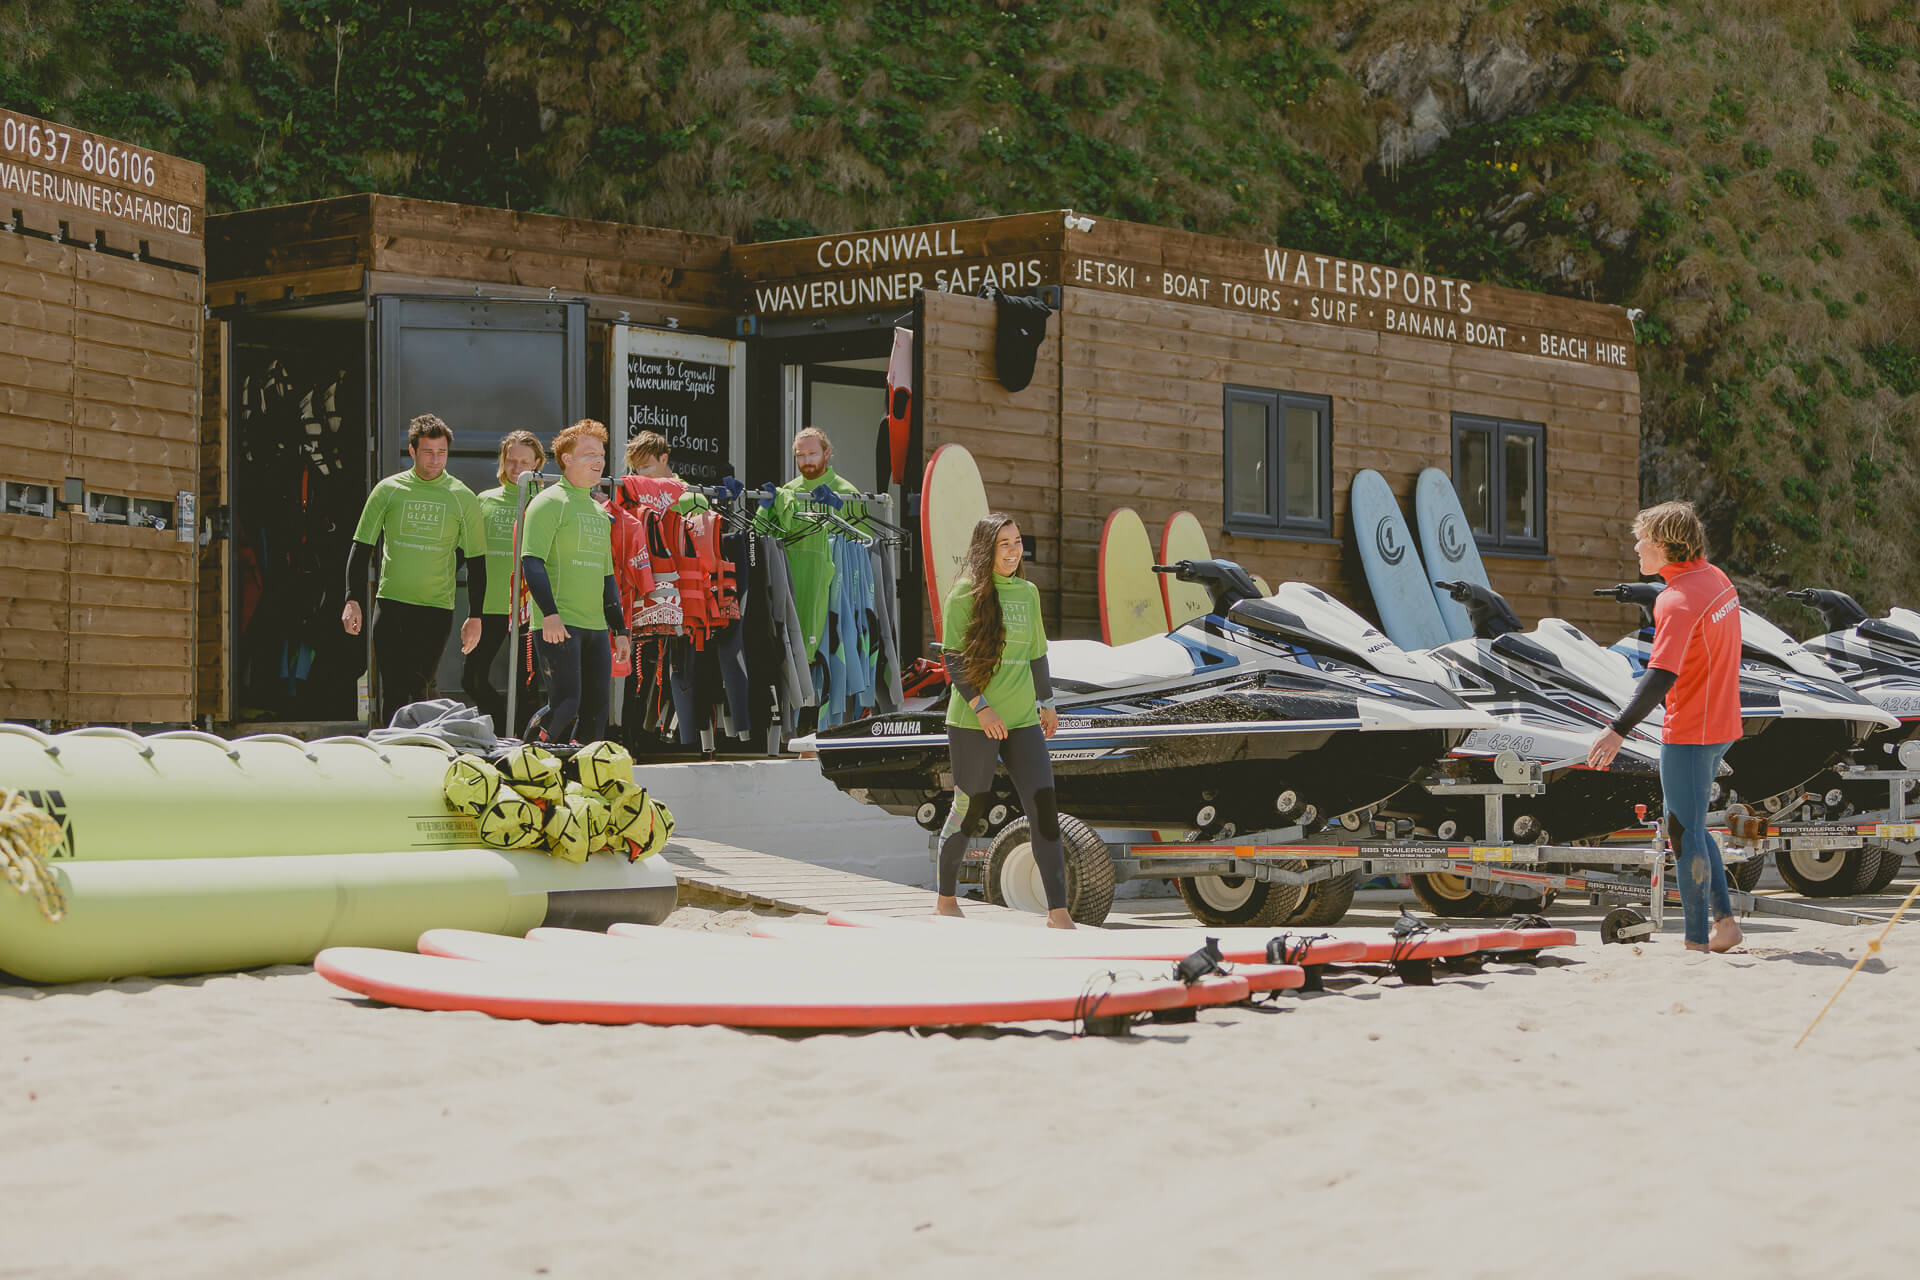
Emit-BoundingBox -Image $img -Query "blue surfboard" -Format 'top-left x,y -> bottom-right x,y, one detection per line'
1349,469 -> 1450,651
1414,467 -> 1493,642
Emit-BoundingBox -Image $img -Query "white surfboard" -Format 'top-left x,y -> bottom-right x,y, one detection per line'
316,943 -> 1199,1028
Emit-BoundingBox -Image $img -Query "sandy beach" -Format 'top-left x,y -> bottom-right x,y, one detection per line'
4,890 -> 1917,1280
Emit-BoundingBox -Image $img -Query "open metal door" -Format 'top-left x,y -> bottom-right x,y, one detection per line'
371,295 -> 588,714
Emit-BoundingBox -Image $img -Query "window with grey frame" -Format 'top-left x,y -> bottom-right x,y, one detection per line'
1222,385 -> 1332,538
1451,414 -> 1546,552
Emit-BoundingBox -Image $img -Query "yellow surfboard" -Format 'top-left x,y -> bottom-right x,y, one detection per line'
1099,507 -> 1166,645
921,444 -> 991,642
1159,511 -> 1214,629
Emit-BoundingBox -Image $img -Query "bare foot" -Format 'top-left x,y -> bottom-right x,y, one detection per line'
1708,916 -> 1744,953
1684,941 -> 1710,953
933,895 -> 965,919
1046,909 -> 1075,931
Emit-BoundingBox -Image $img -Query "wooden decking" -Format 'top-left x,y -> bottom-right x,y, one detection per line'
658,837 -> 1029,920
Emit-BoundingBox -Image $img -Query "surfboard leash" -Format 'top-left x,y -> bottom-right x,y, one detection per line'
1795,877 -> 1920,1049
0,789 -> 68,922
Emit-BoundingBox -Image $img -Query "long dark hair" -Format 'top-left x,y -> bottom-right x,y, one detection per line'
959,513 -> 1019,693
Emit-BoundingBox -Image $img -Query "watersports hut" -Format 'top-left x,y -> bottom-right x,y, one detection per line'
0,108 -> 204,726
734,211 -> 1638,652
200,196 -> 734,727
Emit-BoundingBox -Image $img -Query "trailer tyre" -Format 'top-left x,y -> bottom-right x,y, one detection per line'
1176,862 -> 1307,927
1725,852 -> 1765,894
1288,869 -> 1357,926
1775,847 -> 1870,898
1409,872 -> 1515,918
1860,845 -> 1903,894
983,814 -> 1115,925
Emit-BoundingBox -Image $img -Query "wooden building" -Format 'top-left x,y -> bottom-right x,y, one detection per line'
0,108 -> 205,725
735,211 -> 1638,649
8,176 -> 1635,731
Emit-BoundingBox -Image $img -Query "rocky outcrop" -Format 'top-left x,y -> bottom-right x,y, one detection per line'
1363,37 -> 1579,172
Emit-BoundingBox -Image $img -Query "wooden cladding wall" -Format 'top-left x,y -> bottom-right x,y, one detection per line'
0,228 -> 199,724
1057,288 -> 1640,639
208,196 -> 735,330
919,290 -> 1063,637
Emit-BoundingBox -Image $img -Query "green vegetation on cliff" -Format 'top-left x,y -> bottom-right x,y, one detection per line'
6,0 -> 1920,617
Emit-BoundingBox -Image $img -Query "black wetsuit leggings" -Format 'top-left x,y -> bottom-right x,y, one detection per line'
460,614 -> 540,737
938,724 -> 1067,910
533,627 -> 611,744
371,599 -> 451,726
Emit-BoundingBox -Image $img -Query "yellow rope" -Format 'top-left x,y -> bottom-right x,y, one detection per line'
1794,875 -> 1920,1049
0,789 -> 68,923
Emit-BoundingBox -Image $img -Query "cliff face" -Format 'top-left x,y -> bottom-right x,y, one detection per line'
7,0 -> 1920,619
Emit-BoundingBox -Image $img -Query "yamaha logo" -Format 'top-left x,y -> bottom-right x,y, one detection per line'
1375,517 -> 1406,566
870,720 -> 919,736
1438,514 -> 1466,563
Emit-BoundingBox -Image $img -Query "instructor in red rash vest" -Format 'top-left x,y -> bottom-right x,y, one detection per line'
1587,501 -> 1744,954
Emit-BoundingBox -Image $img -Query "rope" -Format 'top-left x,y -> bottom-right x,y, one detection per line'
0,789 -> 68,922
1794,877 -> 1920,1049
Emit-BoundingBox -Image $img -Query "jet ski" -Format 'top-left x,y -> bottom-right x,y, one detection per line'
797,559 -> 1495,838
1376,579 -> 1667,848
1784,588 -> 1920,761
1594,582 -> 1898,808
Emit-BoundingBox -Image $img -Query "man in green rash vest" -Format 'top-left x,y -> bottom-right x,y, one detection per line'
461,428 -> 545,733
342,413 -> 488,725
766,426 -> 867,663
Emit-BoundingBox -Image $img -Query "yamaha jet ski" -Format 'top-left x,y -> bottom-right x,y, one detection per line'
1376,579 -> 1667,847
1595,583 -> 1898,808
799,559 -> 1495,837
1784,589 -> 1920,760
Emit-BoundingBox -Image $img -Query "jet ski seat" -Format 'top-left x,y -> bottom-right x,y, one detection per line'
1049,636 -> 1196,691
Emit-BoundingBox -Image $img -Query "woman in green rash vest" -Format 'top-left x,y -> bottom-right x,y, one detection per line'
936,513 -> 1071,928
520,420 -> 630,744
461,429 -> 545,733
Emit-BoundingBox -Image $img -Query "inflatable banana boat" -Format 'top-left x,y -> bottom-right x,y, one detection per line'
0,725 -> 677,984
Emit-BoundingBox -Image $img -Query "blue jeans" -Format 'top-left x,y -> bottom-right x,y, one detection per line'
1661,741 -> 1735,945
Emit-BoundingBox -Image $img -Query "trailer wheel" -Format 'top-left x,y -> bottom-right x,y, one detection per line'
1860,846 -> 1903,894
983,814 -> 1115,925
1725,852 -> 1765,894
1775,847 -> 1869,898
1600,906 -> 1652,945
1287,869 -> 1357,926
1409,872 -> 1515,918
1175,863 -> 1307,927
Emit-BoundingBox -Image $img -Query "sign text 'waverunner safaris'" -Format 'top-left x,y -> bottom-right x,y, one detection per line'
733,211 -> 1632,370
0,107 -> 203,238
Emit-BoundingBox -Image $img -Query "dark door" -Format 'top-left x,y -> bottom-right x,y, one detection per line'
370,296 -> 589,716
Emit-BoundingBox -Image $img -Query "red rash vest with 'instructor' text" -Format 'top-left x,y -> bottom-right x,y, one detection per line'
1647,558 -> 1742,745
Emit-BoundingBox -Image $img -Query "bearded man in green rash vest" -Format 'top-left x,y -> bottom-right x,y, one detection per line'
766,426 -> 868,666
342,413 -> 488,725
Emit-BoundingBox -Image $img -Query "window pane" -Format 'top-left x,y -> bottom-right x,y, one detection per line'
1229,400 -> 1271,518
1504,431 -> 1538,540
1456,428 -> 1493,535
1282,404 -> 1322,521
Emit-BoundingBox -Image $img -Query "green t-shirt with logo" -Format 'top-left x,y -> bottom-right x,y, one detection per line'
765,466 -> 865,661
943,574 -> 1048,731
351,469 -> 486,609
521,480 -> 614,632
475,485 -> 521,617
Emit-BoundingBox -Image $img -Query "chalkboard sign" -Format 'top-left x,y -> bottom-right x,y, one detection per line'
625,352 -> 731,485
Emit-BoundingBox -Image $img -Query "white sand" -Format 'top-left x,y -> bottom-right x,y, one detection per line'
3,898 -> 1917,1280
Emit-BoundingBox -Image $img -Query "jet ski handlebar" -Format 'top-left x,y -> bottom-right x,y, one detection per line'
1151,559 -> 1264,614
1433,579 -> 1523,639
1782,588 -> 1869,630
1593,582 -> 1664,605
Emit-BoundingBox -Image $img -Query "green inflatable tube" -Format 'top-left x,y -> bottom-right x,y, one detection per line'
0,726 -> 678,984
